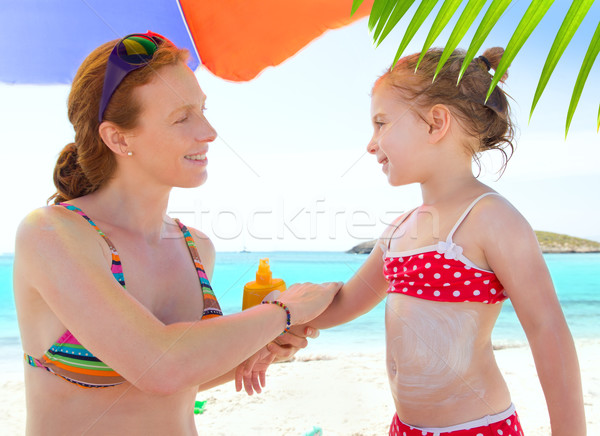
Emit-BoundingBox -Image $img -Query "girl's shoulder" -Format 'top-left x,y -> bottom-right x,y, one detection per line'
378,208 -> 416,249
468,192 -> 528,229
464,192 -> 535,248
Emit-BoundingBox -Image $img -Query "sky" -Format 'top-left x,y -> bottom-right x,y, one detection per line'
0,0 -> 599,253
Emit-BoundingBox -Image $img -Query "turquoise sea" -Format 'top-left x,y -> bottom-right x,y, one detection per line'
1,252 -> 599,369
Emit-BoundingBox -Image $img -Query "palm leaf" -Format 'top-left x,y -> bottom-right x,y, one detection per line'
486,0 -> 555,102
375,0 -> 418,46
391,0 -> 440,67
434,0 -> 488,81
369,0 -> 391,31
530,0 -> 595,121
415,0 -> 463,70
365,0 -> 599,132
351,0 -> 366,16
456,0 -> 511,83
565,20 -> 600,136
373,0 -> 401,42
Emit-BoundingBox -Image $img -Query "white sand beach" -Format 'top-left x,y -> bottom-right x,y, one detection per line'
1,339 -> 598,435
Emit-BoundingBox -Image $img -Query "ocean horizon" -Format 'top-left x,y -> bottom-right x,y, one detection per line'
1,251 -> 599,372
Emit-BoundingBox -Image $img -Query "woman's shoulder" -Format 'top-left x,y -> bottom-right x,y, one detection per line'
175,221 -> 216,276
17,205 -> 77,238
15,204 -> 107,257
186,225 -> 215,253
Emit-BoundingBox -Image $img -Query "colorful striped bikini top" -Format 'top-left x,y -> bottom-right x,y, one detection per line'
383,193 -> 508,304
25,203 -> 223,388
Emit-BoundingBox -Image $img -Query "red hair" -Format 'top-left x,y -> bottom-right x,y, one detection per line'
49,39 -> 189,203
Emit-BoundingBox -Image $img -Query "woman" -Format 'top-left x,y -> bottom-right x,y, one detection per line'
13,32 -> 339,435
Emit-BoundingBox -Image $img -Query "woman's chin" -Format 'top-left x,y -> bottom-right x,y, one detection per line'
177,172 -> 208,189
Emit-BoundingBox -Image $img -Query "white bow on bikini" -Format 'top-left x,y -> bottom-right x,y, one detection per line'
436,240 -> 463,260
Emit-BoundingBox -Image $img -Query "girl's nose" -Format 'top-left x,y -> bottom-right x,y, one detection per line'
367,139 -> 378,154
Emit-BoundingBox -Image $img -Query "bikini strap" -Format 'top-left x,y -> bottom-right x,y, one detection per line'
446,192 -> 500,242
173,219 -> 223,319
57,203 -> 125,287
385,208 -> 418,251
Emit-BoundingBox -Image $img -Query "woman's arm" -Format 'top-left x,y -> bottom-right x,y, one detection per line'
481,199 -> 586,436
197,368 -> 237,392
14,207 -> 338,396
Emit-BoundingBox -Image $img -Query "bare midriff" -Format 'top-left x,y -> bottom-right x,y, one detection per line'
385,293 -> 512,428
24,366 -> 199,436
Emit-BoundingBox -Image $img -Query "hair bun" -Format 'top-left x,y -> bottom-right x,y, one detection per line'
58,143 -> 79,168
478,55 -> 492,71
481,47 -> 508,81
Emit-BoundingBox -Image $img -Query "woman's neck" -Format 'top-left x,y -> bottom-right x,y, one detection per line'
74,177 -> 173,244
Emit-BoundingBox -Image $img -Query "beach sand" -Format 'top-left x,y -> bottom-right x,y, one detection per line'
1,340 -> 597,435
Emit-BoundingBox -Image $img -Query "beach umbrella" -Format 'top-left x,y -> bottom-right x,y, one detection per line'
0,0 -> 372,84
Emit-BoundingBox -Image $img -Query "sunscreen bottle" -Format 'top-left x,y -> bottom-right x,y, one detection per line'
242,258 -> 286,310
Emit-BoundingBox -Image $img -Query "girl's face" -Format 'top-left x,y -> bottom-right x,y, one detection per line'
125,62 -> 217,189
368,84 -> 432,186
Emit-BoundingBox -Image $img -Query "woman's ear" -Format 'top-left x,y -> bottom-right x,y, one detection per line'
427,104 -> 452,143
98,122 -> 131,157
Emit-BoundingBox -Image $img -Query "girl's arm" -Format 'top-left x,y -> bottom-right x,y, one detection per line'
14,207 -> 339,396
481,199 -> 586,436
302,237 -> 390,330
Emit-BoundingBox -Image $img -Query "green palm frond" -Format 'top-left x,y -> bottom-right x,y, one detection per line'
458,0 -> 512,83
566,20 -> 600,136
368,0 -> 392,31
376,1 -> 418,46
530,0 -> 595,121
359,0 -> 599,136
435,0 -> 488,81
351,0 -> 366,16
392,0 -> 440,67
416,0 -> 463,70
486,0 -> 555,102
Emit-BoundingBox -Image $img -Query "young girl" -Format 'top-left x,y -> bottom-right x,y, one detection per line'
244,47 -> 586,435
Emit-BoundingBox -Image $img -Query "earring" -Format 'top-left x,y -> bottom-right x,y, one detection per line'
127,151 -> 133,156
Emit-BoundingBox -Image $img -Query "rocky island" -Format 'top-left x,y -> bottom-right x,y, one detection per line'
347,231 -> 600,254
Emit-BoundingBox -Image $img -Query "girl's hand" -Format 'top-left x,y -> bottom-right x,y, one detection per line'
235,346 -> 275,395
234,326 -> 320,395
278,282 -> 342,325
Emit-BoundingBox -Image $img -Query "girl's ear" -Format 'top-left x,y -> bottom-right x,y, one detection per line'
98,121 -> 132,157
427,104 -> 452,143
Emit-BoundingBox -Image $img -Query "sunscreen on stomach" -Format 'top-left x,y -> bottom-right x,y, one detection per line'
242,258 -> 286,310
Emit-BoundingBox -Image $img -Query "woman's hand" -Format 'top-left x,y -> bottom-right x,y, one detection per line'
278,282 -> 342,326
235,326 -> 320,395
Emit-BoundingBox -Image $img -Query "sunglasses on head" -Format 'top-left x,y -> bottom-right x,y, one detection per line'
98,31 -> 174,122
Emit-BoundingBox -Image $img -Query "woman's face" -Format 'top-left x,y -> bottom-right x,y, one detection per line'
125,62 -> 217,189
367,84 -> 431,186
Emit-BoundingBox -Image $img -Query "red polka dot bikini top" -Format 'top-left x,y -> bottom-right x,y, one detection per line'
383,193 -> 508,304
